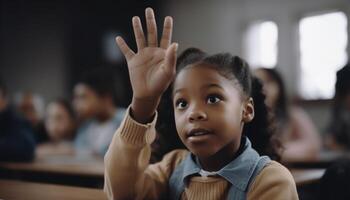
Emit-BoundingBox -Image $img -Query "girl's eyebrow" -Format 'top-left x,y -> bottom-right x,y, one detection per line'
173,83 -> 224,96
173,88 -> 184,95
200,83 -> 224,91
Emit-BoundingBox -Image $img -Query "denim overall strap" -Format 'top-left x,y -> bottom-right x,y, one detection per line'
168,137 -> 271,200
226,155 -> 271,200
168,153 -> 200,200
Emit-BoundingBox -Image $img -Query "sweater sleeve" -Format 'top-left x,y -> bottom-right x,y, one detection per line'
247,161 -> 299,200
103,106 -> 188,200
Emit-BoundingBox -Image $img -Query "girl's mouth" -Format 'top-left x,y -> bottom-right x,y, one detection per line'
187,128 -> 213,142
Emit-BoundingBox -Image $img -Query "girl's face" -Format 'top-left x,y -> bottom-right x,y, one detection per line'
45,102 -> 74,141
172,64 -> 253,158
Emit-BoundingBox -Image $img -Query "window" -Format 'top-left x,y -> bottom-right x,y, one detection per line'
299,11 -> 348,99
103,31 -> 123,63
243,21 -> 278,69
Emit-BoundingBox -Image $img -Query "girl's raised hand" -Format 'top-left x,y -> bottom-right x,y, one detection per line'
116,8 -> 178,123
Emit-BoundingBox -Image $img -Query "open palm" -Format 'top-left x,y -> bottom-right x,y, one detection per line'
116,8 -> 178,101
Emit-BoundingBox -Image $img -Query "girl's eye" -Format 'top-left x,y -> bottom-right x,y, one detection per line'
175,99 -> 188,109
207,95 -> 221,104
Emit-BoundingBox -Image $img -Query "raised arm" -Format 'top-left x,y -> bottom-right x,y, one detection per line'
104,8 -> 179,200
116,7 -> 177,123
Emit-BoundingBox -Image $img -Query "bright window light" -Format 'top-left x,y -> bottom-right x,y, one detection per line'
244,21 -> 278,69
103,31 -> 123,63
299,12 -> 348,99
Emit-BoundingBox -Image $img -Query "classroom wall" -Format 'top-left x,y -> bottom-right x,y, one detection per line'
0,1 -> 68,103
165,0 -> 350,133
0,1 -> 160,105
0,0 -> 348,133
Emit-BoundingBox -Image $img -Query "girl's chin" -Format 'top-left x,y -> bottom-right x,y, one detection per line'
188,147 -> 219,159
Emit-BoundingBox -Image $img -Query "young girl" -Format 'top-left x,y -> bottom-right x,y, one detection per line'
104,8 -> 298,200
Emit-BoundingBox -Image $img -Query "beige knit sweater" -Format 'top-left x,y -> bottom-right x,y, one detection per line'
104,108 -> 299,200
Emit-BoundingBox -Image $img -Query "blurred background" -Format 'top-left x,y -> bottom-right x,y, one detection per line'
0,0 -> 350,199
1,0 -> 349,131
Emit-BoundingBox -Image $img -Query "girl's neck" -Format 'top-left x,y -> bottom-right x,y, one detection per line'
197,138 -> 243,172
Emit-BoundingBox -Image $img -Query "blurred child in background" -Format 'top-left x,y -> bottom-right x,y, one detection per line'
254,68 -> 321,161
36,99 -> 76,157
73,68 -> 126,157
0,78 -> 35,162
15,92 -> 48,144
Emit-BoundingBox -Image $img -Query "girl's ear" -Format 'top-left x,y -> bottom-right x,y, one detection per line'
243,97 -> 254,123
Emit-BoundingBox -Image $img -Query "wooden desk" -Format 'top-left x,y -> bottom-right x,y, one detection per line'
0,169 -> 324,200
291,169 -> 326,186
0,155 -> 104,188
0,155 -> 104,177
0,154 -> 326,188
292,169 -> 326,200
284,151 -> 350,168
0,179 -> 107,200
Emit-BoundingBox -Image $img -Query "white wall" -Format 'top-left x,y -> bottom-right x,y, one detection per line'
165,0 -> 350,133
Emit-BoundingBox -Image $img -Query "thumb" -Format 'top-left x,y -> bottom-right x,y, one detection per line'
164,43 -> 178,76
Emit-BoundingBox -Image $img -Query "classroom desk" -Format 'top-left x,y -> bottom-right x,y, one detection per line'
0,155 -> 104,177
293,169 -> 326,200
291,169 -> 326,186
0,170 -> 324,200
0,154 -> 325,189
284,151 -> 350,168
0,179 -> 107,200
0,155 -> 104,188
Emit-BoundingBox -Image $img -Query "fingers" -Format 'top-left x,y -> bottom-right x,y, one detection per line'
160,16 -> 173,49
115,36 -> 135,60
164,43 -> 178,76
145,8 -> 158,47
132,16 -> 146,51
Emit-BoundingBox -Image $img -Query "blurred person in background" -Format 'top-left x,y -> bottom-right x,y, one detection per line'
36,99 -> 76,157
15,92 -> 49,144
73,68 -> 126,157
254,68 -> 321,161
325,63 -> 350,150
0,78 -> 35,162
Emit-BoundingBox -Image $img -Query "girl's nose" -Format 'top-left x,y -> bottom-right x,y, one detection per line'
188,109 -> 207,122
